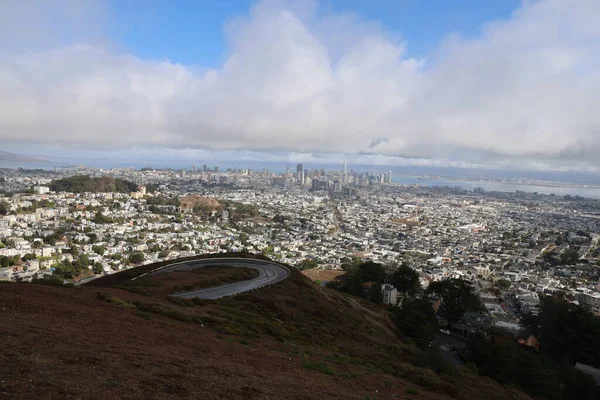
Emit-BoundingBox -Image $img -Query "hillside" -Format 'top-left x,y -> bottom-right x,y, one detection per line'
179,194 -> 222,212
0,150 -> 49,163
49,175 -> 138,193
0,254 -> 531,400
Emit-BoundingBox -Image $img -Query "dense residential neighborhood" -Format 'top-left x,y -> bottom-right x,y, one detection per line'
3,167 -> 600,328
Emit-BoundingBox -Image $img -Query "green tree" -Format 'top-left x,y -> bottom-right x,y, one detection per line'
128,252 -> 145,264
22,253 -> 36,262
0,200 -> 9,216
296,258 -> 318,270
368,284 -> 384,304
466,333 -> 600,400
326,261 -> 387,303
88,233 -> 97,243
340,256 -> 362,271
497,279 -> 511,290
560,248 -> 580,265
427,278 -> 483,326
93,211 -> 111,224
392,298 -> 438,349
92,245 -> 106,256
390,263 -> 421,297
92,262 -> 104,274
75,254 -> 90,270
262,245 -> 274,256
158,250 -> 170,259
523,296 -> 600,367
358,261 -> 386,284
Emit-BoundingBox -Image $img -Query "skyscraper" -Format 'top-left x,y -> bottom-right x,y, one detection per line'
342,159 -> 347,175
296,164 -> 304,184
312,177 -> 319,191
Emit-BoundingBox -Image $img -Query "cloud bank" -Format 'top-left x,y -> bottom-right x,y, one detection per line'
1,0 -> 599,171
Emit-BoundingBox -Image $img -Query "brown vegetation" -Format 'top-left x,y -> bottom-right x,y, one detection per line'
179,195 -> 222,211
301,268 -> 346,282
0,254 -> 531,400
117,266 -> 259,297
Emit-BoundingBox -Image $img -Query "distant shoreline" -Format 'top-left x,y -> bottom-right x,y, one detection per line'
414,175 -> 600,189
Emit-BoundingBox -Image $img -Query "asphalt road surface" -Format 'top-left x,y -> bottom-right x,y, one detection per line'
140,258 -> 290,299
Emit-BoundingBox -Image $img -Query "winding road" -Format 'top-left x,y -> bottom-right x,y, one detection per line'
138,257 -> 290,299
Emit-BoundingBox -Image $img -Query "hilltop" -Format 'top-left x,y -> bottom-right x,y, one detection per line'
49,175 -> 138,193
0,150 -> 49,163
179,194 -> 222,212
0,254 -> 530,400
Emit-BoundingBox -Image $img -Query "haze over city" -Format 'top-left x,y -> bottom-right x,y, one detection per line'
1,0 -> 599,173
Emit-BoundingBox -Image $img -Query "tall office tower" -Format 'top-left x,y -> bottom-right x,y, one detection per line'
214,166 -> 219,172
312,177 -> 319,191
180,169 -> 186,178
203,164 -> 207,172
192,165 -> 196,172
296,164 -> 304,184
342,159 -> 347,175
388,170 -> 393,184
320,168 -> 325,177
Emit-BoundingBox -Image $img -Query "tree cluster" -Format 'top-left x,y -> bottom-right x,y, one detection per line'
467,334 -> 599,400
51,254 -> 91,280
296,258 -> 319,270
0,255 -> 21,268
522,296 -> 600,367
465,295 -> 600,400
426,278 -> 484,327
0,200 -> 10,216
147,195 -> 180,207
128,252 -> 145,264
49,175 -> 138,193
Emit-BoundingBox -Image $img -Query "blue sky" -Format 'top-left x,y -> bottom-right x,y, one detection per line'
109,0 -> 520,67
2,0 -> 599,173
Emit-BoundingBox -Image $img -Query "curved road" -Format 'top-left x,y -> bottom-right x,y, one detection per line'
138,258 -> 290,300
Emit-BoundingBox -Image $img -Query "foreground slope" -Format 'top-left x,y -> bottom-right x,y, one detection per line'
1,255 -> 531,400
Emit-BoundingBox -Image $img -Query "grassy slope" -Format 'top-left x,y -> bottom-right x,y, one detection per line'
1,254 -> 531,400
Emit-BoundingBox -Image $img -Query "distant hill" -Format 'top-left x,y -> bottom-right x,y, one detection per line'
49,175 -> 138,193
179,194 -> 222,212
0,150 -> 49,163
0,253 -> 532,400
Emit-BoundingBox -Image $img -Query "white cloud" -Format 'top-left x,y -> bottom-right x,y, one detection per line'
0,0 -> 599,171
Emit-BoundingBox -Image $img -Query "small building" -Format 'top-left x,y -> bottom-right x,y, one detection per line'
381,284 -> 398,306
33,186 -> 50,194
